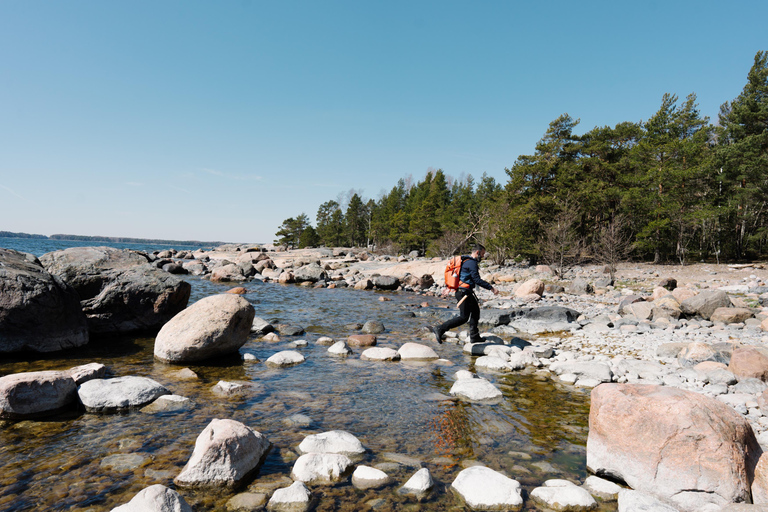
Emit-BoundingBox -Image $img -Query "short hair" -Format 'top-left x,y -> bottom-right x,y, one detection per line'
473,244 -> 486,253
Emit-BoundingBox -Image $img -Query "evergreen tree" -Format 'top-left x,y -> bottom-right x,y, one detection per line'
316,200 -> 344,247
714,51 -> 768,259
274,213 -> 310,248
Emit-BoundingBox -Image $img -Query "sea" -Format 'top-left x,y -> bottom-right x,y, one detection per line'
0,237 -> 604,511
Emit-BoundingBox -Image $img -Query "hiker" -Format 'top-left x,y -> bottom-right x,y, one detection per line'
431,244 -> 499,344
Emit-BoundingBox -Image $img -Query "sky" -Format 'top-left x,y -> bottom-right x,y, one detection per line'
1,1 -> 766,244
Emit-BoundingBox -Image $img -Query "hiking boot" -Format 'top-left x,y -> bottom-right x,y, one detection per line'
430,326 -> 444,344
469,336 -> 484,344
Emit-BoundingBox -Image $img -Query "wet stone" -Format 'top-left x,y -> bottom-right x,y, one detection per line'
100,453 -> 151,471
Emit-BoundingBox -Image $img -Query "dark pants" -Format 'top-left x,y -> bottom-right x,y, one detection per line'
437,288 -> 481,341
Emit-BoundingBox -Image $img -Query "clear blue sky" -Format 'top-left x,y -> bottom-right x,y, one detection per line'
1,1 -> 766,243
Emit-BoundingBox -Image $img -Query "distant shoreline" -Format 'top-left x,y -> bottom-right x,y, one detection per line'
0,231 -> 226,247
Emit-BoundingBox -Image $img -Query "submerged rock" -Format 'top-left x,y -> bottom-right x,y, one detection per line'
154,294 -> 255,363
449,373 -> 502,401
0,248 -> 89,353
175,418 -> 271,488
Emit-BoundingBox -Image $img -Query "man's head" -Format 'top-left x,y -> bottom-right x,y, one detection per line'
471,244 -> 486,260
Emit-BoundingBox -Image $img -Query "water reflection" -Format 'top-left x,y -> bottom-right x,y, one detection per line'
0,278 -> 609,511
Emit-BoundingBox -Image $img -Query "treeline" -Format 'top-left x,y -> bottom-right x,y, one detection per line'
0,231 -> 47,239
274,51 -> 768,266
49,234 -> 223,246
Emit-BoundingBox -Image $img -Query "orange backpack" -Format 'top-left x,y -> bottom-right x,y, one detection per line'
444,255 -> 470,290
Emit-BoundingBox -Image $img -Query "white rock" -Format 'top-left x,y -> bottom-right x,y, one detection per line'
401,467 -> 433,494
327,341 -> 350,355
351,465 -> 390,489
475,355 -> 513,372
297,430 -> 365,456
360,347 -> 400,361
530,479 -> 597,511
242,353 -> 258,361
266,350 -> 305,367
111,484 -> 193,512
266,481 -> 311,512
450,376 -> 503,401
451,466 -> 523,510
397,342 -> 438,360
583,475 -> 623,500
174,418 -> 271,488
291,453 -> 353,484
316,336 -> 334,345
455,370 -> 475,380
140,394 -> 192,414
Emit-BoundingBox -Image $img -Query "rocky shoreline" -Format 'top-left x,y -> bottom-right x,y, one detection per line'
3,243 -> 768,511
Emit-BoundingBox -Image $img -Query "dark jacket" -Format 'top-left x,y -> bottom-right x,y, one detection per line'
459,256 -> 493,291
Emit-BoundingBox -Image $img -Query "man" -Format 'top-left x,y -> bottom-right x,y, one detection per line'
431,244 -> 499,344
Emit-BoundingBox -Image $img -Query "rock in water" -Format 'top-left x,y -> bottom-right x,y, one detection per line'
154,294 -> 255,363
297,430 -> 365,456
175,418 -> 271,488
0,248 -> 89,353
451,466 -> 522,510
0,370 -> 77,419
77,376 -> 169,413
40,246 -> 190,335
290,453 -> 353,484
266,481 -> 311,512
587,383 -> 761,511
110,484 -> 193,512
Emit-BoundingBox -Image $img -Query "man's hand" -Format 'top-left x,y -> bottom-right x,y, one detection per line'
491,286 -> 499,296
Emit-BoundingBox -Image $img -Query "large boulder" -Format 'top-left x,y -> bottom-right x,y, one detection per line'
587,383 -> 762,511
111,484 -> 193,512
508,306 -> 580,334
40,246 -> 190,335
154,294 -> 255,363
0,248 -> 89,353
710,307 -> 754,324
729,347 -> 768,382
175,418 -> 271,488
680,290 -> 732,320
293,263 -> 327,283
0,370 -> 77,419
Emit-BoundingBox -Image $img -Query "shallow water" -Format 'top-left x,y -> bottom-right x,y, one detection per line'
0,277 -> 616,511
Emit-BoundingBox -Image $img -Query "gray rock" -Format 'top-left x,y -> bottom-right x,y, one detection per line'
0,248 -> 89,353
175,418 -> 271,488
362,321 -> 385,334
732,378 -> 767,395
372,275 -> 400,290
154,294 -> 255,363
140,394 -> 193,414
0,370 -> 77,419
479,309 -> 512,327
293,263 -> 327,283
251,317 -> 274,334
566,278 -> 593,295
40,246 -> 190,335
680,290 -> 731,320
77,376 -> 169,413
276,324 -> 305,336
111,484 -> 193,512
